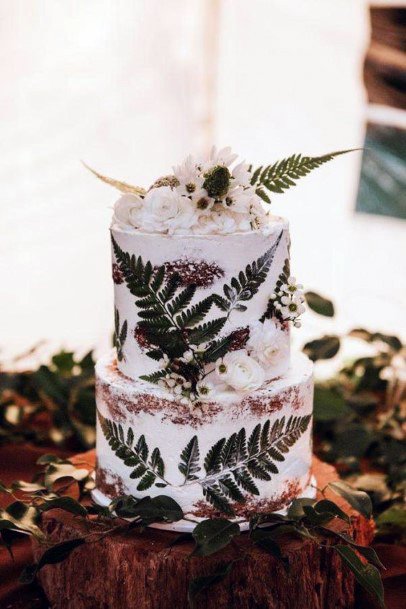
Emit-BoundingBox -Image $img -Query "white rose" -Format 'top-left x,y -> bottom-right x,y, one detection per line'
141,187 -> 198,234
216,349 -> 265,392
247,319 -> 289,375
112,194 -> 143,229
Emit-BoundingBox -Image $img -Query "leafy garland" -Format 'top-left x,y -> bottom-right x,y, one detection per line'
0,455 -> 385,608
99,411 -> 311,514
111,231 -> 283,393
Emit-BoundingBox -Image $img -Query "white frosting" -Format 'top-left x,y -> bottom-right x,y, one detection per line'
112,216 -> 290,382
95,351 -> 313,518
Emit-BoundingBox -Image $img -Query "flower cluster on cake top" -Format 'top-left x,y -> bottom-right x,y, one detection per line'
112,147 -> 271,235
86,146 -> 352,237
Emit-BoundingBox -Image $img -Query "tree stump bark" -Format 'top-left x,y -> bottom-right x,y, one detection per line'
34,454 -> 374,609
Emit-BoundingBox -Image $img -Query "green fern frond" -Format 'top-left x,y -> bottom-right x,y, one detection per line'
178,435 -> 201,482
218,232 -> 283,314
188,317 -> 227,345
98,411 -> 166,490
250,149 -> 356,200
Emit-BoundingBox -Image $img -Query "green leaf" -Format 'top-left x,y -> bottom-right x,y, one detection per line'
287,498 -> 317,520
250,149 -> 356,195
175,296 -> 213,328
188,561 -> 234,608
201,335 -> 234,363
305,291 -> 335,317
40,497 -> 87,517
303,335 -> 340,361
188,317 -> 227,345
334,545 -> 385,608
314,499 -> 350,523
127,495 -> 183,524
178,436 -> 201,482
328,481 -> 372,519
20,538 -> 85,584
218,233 -> 283,313
313,386 -> 349,421
204,438 -> 226,474
192,518 -> 240,557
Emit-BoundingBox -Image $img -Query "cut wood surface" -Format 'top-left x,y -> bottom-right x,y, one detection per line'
34,453 -> 374,609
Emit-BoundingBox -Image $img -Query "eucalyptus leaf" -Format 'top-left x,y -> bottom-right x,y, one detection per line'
287,498 -> 316,520
20,538 -> 85,584
334,545 -> 385,608
313,386 -> 349,421
304,336 -> 340,361
305,292 -> 335,317
192,518 -> 240,557
40,496 -> 88,517
328,481 -> 372,519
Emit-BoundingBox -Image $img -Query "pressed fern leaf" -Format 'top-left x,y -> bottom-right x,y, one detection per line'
179,435 -> 201,482
217,231 -> 283,314
250,149 -> 355,200
198,414 -> 312,513
114,307 -> 127,362
111,236 -> 228,376
98,412 -> 166,490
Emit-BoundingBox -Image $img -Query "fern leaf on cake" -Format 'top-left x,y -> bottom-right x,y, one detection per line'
217,232 -> 283,314
178,435 -> 201,482
250,149 -> 355,199
98,412 -> 167,490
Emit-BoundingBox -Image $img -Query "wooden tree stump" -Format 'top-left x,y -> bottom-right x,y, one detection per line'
34,454 -> 374,609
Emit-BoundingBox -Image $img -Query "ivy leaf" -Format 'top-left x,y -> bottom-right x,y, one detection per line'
305,292 -> 335,317
192,518 -> 240,557
328,481 -> 372,519
334,545 -> 385,608
20,538 -> 85,584
303,335 -> 340,361
188,561 -> 234,608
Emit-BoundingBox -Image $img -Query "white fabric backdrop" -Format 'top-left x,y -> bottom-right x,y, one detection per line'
1,0 -> 405,362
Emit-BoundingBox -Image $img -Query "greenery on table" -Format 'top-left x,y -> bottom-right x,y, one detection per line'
0,455 -> 384,607
0,291 -> 405,607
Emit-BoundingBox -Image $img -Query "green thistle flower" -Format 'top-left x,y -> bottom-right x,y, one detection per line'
203,165 -> 230,198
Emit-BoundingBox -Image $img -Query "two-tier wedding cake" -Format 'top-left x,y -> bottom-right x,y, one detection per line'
91,147 -> 343,529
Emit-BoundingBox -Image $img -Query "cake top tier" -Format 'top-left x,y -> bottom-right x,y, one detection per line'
86,145 -> 352,237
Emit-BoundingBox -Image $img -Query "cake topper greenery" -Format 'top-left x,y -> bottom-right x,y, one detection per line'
85,146 -> 354,235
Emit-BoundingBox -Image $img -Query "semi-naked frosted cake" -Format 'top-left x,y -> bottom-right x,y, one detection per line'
91,146 -> 324,528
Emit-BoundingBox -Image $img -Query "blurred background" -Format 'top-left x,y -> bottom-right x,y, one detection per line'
0,0 -> 405,362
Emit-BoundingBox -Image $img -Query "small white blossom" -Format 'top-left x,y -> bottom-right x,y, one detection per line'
196,380 -> 215,402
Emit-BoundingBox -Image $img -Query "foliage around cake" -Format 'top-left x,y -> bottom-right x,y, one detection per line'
87,146 -> 354,236
98,410 -> 311,515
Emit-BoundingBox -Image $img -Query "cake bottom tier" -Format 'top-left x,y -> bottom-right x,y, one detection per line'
94,351 -> 314,529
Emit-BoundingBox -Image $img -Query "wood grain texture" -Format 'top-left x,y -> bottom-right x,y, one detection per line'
33,454 -> 374,609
